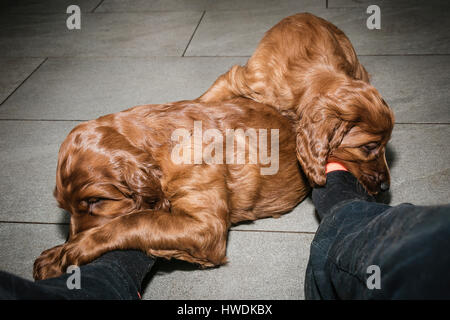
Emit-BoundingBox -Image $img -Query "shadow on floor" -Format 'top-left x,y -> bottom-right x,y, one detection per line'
376,144 -> 397,204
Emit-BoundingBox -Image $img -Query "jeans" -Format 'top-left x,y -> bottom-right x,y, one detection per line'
306,171 -> 450,299
0,250 -> 155,300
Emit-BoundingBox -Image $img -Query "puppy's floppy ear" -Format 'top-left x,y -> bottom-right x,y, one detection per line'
122,155 -> 169,211
296,96 -> 351,187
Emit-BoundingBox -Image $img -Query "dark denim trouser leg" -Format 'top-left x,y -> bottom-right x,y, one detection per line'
305,198 -> 450,299
0,250 -> 155,300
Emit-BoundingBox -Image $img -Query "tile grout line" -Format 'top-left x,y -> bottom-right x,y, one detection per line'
181,55 -> 252,58
182,10 -> 206,57
91,0 -> 106,13
0,119 -> 87,122
0,57 -> 48,107
0,54 -> 449,59
0,220 -> 69,226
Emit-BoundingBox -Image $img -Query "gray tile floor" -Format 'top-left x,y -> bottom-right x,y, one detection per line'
0,0 -> 449,300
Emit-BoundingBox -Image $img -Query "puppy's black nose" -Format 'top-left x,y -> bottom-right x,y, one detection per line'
380,182 -> 390,192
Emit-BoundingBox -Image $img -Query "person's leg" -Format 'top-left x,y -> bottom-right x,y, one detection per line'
0,250 -> 155,300
305,170 -> 450,299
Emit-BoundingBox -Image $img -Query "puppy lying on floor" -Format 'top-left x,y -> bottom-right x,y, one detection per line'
33,98 -> 309,280
199,13 -> 395,195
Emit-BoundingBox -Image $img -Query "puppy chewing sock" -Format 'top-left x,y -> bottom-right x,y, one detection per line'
312,164 -> 374,218
325,162 -> 348,174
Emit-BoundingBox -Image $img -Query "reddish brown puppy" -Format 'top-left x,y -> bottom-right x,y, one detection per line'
199,13 -> 394,194
33,98 -> 308,280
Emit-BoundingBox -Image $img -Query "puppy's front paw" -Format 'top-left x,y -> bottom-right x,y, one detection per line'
33,230 -> 105,280
33,245 -> 65,280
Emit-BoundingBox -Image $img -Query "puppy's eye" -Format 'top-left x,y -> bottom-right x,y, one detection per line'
362,143 -> 378,152
80,198 -> 102,208
87,198 -> 101,204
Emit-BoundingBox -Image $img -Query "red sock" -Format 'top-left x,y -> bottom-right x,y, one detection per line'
325,162 -> 348,174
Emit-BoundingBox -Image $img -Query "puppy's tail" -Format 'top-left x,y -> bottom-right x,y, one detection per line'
198,64 -> 251,103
